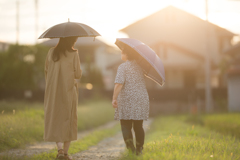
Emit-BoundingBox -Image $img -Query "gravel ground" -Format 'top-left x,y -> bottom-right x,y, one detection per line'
72,119 -> 153,160
0,119 -> 153,160
0,121 -> 118,157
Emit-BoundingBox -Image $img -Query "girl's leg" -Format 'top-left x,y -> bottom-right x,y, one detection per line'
120,120 -> 135,152
133,120 -> 144,154
56,142 -> 63,150
63,141 -> 71,154
56,142 -> 64,158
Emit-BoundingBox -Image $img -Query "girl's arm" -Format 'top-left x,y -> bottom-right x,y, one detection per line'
112,83 -> 123,108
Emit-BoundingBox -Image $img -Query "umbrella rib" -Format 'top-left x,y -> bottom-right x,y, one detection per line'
142,68 -> 164,86
77,23 -> 91,35
133,46 -> 165,81
139,55 -> 152,74
38,26 -> 53,39
144,73 -> 164,86
119,39 -> 141,48
63,23 -> 69,38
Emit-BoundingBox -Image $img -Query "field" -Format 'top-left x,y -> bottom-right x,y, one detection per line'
121,114 -> 240,160
0,99 -> 115,151
1,100 -> 240,160
203,113 -> 240,138
0,124 -> 120,160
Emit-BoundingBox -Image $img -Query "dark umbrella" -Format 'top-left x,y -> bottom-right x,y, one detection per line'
115,38 -> 165,86
38,21 -> 101,39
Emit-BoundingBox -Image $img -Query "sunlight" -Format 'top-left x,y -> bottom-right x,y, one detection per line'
86,83 -> 93,90
1,0 -> 240,44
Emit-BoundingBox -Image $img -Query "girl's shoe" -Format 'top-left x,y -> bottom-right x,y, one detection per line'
56,149 -> 65,159
126,143 -> 136,154
136,147 -> 143,156
64,154 -> 73,160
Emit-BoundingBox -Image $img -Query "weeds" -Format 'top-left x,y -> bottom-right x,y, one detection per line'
0,124 -> 120,160
186,113 -> 240,138
203,113 -> 240,138
120,116 -> 240,160
0,100 -> 114,151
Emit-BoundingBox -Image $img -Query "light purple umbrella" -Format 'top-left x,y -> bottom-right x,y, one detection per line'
115,38 -> 165,86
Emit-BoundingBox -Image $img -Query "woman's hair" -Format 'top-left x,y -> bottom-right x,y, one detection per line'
123,48 -> 139,61
52,36 -> 78,62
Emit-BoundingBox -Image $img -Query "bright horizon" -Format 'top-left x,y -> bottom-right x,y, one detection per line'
0,0 -> 240,46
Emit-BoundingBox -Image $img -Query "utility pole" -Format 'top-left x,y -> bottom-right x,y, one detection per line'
205,0 -> 212,113
16,0 -> 19,44
35,0 -> 38,44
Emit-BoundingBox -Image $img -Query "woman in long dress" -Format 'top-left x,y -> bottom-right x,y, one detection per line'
112,47 -> 149,155
44,36 -> 82,160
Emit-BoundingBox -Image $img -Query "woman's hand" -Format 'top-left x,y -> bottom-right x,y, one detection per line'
112,99 -> 118,108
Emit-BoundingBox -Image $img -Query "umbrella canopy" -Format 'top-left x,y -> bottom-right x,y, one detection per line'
38,22 -> 101,39
115,38 -> 165,86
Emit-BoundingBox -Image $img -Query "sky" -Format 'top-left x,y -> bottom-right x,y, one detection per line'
0,0 -> 240,46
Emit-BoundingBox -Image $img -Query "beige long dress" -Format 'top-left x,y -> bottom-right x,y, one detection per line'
44,47 -> 82,142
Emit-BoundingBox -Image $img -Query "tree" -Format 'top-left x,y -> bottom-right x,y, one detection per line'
80,54 -> 105,89
0,44 -> 48,91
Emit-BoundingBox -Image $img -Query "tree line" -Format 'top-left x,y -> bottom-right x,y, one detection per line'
0,44 -> 104,92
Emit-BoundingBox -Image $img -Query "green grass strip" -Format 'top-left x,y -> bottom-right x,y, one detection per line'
186,113 -> 240,139
0,100 -> 114,151
203,113 -> 240,138
120,116 -> 240,160
0,124 -> 120,160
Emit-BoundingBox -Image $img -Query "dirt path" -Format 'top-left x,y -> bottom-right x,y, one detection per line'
0,121 -> 118,157
0,119 -> 153,160
72,119 -> 153,160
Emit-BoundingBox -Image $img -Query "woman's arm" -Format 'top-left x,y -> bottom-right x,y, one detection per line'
74,52 -> 82,79
112,83 -> 123,108
44,57 -> 48,81
44,50 -> 50,81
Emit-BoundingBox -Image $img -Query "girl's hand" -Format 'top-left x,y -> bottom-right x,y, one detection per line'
112,100 -> 118,108
112,83 -> 122,108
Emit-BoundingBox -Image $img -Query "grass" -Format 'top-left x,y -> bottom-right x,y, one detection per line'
77,100 -> 114,131
0,99 -> 114,151
0,124 -> 120,160
186,113 -> 240,139
0,108 -> 44,151
120,116 -> 240,160
203,113 -> 240,139
0,100 -> 41,114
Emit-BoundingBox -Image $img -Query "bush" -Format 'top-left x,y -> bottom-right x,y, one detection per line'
0,44 -> 48,91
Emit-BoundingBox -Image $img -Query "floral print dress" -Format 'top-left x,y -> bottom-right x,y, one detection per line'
114,60 -> 149,120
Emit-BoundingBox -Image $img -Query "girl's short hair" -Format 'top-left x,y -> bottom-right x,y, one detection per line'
123,48 -> 139,61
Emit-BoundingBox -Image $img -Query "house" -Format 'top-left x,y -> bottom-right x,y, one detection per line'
40,37 -> 121,90
105,5 -> 236,114
224,43 -> 240,112
119,5 -> 235,91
